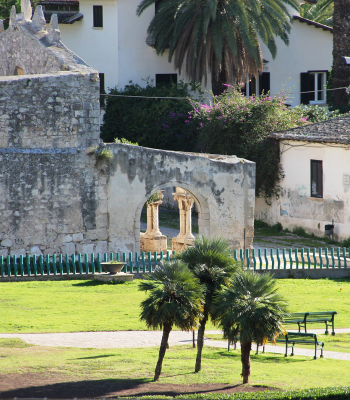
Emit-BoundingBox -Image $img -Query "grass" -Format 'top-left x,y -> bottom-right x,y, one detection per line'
0,339 -> 349,390
0,278 -> 349,333
204,333 -> 350,354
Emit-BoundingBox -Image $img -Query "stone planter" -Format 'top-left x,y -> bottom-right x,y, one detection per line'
101,262 -> 125,274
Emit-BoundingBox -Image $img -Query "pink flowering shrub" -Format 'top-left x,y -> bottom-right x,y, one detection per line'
193,87 -> 308,200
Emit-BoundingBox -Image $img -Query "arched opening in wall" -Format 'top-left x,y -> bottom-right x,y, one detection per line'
139,185 -> 201,255
14,66 -> 25,75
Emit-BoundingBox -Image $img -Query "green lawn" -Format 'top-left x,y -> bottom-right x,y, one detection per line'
0,339 -> 349,390
0,278 -> 349,333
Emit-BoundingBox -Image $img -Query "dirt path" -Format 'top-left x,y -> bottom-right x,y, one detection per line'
1,329 -> 349,360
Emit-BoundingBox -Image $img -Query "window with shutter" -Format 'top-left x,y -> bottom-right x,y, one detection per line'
93,5 -> 103,27
311,160 -> 323,198
301,71 -> 327,105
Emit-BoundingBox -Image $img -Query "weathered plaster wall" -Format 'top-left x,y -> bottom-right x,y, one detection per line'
255,141 -> 350,241
259,17 -> 332,107
107,145 -> 256,254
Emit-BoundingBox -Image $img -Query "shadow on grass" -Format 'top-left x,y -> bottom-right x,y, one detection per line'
204,350 -> 309,363
0,378 -> 274,399
71,280 -> 114,287
72,354 -> 117,360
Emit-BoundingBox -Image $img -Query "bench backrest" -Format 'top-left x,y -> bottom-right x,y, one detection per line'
286,332 -> 317,342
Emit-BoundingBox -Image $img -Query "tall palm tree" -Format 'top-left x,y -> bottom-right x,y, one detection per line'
137,0 -> 299,94
332,0 -> 350,108
139,260 -> 203,381
214,270 -> 289,384
300,0 -> 333,27
176,236 -> 241,372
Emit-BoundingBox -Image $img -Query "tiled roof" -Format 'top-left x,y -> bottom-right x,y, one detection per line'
43,11 -> 83,23
293,15 -> 333,33
269,115 -> 350,144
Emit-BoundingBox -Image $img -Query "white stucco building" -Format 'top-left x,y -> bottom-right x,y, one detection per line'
37,0 -> 333,104
255,116 -> 350,242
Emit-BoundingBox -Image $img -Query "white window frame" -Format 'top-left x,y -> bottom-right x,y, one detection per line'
309,71 -> 327,105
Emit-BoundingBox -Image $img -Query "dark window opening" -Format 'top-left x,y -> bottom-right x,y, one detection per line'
99,73 -> 105,93
241,76 -> 256,97
156,73 -> 177,87
311,160 -> 323,198
259,72 -> 270,95
93,5 -> 103,27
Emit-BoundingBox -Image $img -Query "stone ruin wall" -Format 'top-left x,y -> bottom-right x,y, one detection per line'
0,72 -> 100,149
0,1 -> 109,257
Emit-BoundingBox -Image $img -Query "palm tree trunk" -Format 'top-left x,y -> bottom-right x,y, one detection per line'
240,340 -> 252,384
154,323 -> 172,381
332,0 -> 350,108
195,306 -> 209,373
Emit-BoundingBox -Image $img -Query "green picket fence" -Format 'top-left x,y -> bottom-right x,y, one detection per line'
0,250 -> 175,278
0,247 -> 349,278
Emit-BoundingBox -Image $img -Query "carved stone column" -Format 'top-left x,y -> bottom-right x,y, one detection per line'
140,191 -> 167,253
172,187 -> 195,251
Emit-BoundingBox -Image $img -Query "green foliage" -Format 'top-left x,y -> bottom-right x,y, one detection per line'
95,148 -> 114,160
0,0 -> 19,19
293,227 -> 308,237
100,79 -> 201,151
114,137 -> 139,145
194,87 -> 308,200
295,104 -> 344,123
137,0 -> 299,85
300,0 -> 333,27
146,191 -> 162,205
138,260 -> 203,330
342,237 -> 350,248
177,236 -> 241,308
214,271 -> 289,345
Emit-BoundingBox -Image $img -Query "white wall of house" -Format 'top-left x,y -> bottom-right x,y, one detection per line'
259,18 -> 333,107
58,0 -> 211,92
56,1 -> 332,103
255,141 -> 350,241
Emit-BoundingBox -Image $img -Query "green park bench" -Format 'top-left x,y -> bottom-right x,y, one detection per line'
258,332 -> 324,359
283,311 -> 337,335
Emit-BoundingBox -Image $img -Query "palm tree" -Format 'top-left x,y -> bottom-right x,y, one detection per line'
138,260 -> 203,381
332,0 -> 350,108
176,236 -> 241,372
300,0 -> 333,27
137,0 -> 299,94
214,270 -> 289,384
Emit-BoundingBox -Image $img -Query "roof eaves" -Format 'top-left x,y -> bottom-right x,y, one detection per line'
293,15 -> 333,33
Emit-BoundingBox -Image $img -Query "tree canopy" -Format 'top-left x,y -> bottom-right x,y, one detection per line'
137,0 -> 299,91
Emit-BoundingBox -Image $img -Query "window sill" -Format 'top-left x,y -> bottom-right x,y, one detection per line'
309,197 -> 323,201
309,101 -> 326,105
92,27 -> 103,30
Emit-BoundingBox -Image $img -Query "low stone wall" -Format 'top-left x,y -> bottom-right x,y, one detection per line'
0,149 -> 108,257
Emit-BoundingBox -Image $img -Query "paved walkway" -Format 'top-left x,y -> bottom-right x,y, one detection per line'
1,329 -> 350,361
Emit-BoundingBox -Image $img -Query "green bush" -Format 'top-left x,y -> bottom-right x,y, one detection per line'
100,79 -> 200,152
194,87 -> 308,200
295,104 -> 344,123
